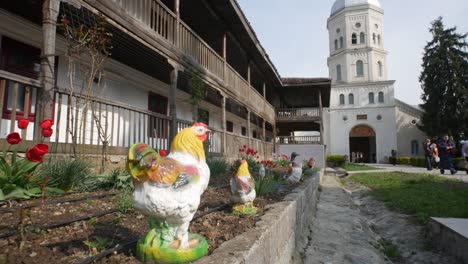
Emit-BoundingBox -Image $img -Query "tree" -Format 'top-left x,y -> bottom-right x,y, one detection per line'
419,17 -> 468,142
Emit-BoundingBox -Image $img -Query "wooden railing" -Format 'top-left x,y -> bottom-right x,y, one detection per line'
225,133 -> 273,160
276,108 -> 320,120
178,21 -> 225,80
53,90 -> 172,151
0,70 -> 41,141
276,136 -> 321,145
109,0 -> 275,122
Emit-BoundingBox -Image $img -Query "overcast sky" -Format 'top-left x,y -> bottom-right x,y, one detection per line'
237,0 -> 468,105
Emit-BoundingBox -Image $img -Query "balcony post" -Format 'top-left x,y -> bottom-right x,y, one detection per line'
262,120 -> 266,141
221,95 -> 226,153
319,90 -> 324,145
247,61 -> 251,87
36,0 -> 60,141
222,32 -> 227,82
263,82 -> 266,98
247,110 -> 251,142
174,0 -> 180,47
168,62 -> 179,144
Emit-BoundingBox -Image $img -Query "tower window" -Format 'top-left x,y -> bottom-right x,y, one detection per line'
334,39 -> 338,50
369,92 -> 375,104
378,35 -> 381,45
351,33 -> 357,44
339,94 -> 345,105
336,64 -> 342,81
360,32 -> 365,44
356,60 -> 364,76
378,61 -> 383,77
373,33 -> 376,44
339,37 -> 344,48
378,92 -> 384,103
348,93 -> 354,105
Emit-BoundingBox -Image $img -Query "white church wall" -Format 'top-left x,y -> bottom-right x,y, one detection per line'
395,107 -> 427,157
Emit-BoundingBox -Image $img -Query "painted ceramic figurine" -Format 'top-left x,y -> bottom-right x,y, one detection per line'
286,152 -> 302,183
127,123 -> 211,263
230,160 -> 257,215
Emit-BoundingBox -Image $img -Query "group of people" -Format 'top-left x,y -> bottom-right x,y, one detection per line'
424,134 -> 468,175
351,152 -> 364,163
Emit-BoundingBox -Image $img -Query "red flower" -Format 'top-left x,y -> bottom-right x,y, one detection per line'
239,148 -> 244,152
26,144 -> 49,162
6,132 -> 21,145
159,150 -> 167,157
39,119 -> 54,129
18,119 -> 29,129
243,145 -> 246,149
41,128 -> 53,138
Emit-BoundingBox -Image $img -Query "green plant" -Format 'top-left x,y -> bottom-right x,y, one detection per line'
207,159 -> 228,179
254,174 -> 284,196
326,155 -> 346,167
379,239 -> 400,259
88,217 -> 98,228
118,189 -> 134,214
0,120 -> 59,201
83,236 -> 112,254
38,158 -> 91,192
82,168 -> 133,191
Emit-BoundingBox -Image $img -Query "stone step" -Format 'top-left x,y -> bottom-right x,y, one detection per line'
428,217 -> 468,263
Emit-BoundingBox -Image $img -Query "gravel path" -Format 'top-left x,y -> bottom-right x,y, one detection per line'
302,175 -> 389,264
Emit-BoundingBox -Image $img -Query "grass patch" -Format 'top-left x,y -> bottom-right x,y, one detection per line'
346,172 -> 468,224
379,239 -> 400,260
343,163 -> 381,171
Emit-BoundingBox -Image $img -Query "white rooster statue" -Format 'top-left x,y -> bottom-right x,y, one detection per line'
126,123 -> 210,263
230,160 -> 257,215
286,152 -> 302,183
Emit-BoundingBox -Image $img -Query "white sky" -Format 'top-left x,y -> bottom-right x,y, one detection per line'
237,0 -> 468,105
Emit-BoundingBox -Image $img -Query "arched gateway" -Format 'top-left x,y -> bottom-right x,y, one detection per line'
349,125 -> 376,163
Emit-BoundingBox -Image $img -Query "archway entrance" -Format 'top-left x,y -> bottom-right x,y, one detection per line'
349,125 -> 376,163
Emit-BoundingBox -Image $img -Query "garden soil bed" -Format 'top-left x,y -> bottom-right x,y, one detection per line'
0,178 -> 299,264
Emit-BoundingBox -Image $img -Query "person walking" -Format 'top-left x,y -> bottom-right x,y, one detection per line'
431,142 -> 440,169
437,134 -> 457,175
390,149 -> 397,166
424,138 -> 433,170
461,140 -> 468,175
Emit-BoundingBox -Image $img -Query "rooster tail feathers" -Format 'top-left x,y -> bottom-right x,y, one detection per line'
127,143 -> 159,179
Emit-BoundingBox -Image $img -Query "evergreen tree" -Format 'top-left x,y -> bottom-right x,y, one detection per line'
419,17 -> 468,141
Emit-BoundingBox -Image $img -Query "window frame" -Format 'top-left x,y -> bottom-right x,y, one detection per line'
351,33 -> 357,44
148,92 -> 169,138
356,60 -> 364,76
378,91 -> 384,103
360,32 -> 365,44
226,120 -> 233,133
368,92 -> 375,104
339,94 -> 345,105
348,93 -> 354,105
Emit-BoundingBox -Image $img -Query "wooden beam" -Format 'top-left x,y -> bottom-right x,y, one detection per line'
221,95 -> 226,153
37,0 -> 60,141
169,65 -> 178,143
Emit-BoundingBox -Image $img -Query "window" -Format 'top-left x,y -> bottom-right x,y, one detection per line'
355,22 -> 361,28
334,39 -> 338,50
241,126 -> 247,136
351,33 -> 357,44
357,114 -> 367,120
197,108 -> 209,125
373,33 -> 376,44
369,92 -> 375,104
360,32 -> 365,44
348,93 -> 354,105
378,35 -> 381,45
336,64 -> 342,81
0,37 -> 41,79
339,37 -> 344,48
226,121 -> 233,132
252,130 -> 257,139
377,61 -> 383,77
356,60 -> 364,76
411,140 -> 419,156
378,92 -> 384,103
336,28 -> 341,34
148,92 -> 168,138
339,94 -> 345,105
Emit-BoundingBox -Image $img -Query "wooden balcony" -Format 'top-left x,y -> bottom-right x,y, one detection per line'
95,0 -> 275,122
276,136 -> 321,145
276,108 -> 321,122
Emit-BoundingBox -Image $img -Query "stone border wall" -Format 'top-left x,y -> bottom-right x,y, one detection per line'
196,170 -> 322,264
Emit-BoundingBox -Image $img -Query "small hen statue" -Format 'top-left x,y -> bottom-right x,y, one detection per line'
127,123 -> 210,263
230,160 -> 257,215
286,152 -> 302,183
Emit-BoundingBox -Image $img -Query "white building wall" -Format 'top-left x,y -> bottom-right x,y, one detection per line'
395,105 -> 427,157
